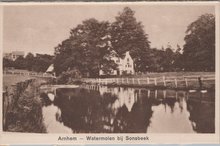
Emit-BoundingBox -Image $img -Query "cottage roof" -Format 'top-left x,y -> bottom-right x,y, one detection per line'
46,64 -> 54,73
11,51 -> 25,56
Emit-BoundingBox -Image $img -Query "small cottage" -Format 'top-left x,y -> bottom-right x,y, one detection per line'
99,51 -> 135,76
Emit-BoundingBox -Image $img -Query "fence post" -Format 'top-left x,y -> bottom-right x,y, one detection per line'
148,90 -> 150,98
154,78 -> 157,86
163,90 -> 166,98
185,77 -> 188,87
174,78 -> 177,88
147,77 -> 149,85
133,78 -> 135,85
163,76 -> 166,87
137,78 -> 140,85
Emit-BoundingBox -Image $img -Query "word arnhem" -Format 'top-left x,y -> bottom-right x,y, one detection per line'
58,136 -> 77,141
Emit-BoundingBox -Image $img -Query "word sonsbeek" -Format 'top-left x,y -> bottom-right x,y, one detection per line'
126,136 -> 149,141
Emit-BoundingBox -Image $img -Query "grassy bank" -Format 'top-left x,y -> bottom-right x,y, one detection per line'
3,76 -> 48,133
3,74 -> 35,90
120,72 -> 215,78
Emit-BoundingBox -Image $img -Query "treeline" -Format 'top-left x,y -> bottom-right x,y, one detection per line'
3,53 -> 54,72
54,7 -> 215,78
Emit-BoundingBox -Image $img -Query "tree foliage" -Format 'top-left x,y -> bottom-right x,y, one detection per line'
3,53 -> 54,72
111,7 -> 151,72
54,18 -> 117,77
54,8 -> 215,78
182,14 -> 215,71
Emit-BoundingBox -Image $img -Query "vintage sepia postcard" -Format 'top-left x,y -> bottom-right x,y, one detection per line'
0,1 -> 219,144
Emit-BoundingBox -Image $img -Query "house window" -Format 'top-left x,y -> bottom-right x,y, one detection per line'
127,58 -> 129,62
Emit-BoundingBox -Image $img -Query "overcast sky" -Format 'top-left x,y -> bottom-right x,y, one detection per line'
3,3 -> 215,55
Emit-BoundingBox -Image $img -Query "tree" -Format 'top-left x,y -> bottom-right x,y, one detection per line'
14,56 -> 27,69
3,58 -> 14,69
173,44 -> 184,71
54,18 -> 117,77
110,7 -> 151,72
32,54 -> 53,72
25,53 -> 35,71
182,14 -> 215,71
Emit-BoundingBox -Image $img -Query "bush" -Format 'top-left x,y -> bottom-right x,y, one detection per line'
56,69 -> 81,84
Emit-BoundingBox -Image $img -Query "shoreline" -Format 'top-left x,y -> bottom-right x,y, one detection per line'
3,77 -> 50,133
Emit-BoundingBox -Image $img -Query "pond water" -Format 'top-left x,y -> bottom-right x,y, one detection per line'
40,85 -> 215,133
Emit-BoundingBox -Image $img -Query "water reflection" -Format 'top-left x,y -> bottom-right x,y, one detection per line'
40,85 -> 215,133
40,93 -> 72,133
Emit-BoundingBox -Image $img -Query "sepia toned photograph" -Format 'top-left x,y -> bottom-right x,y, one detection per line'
1,2 -> 217,136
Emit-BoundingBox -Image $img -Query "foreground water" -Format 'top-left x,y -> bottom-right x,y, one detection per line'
40,85 -> 215,133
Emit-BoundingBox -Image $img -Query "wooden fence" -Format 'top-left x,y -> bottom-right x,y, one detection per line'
3,70 -> 55,78
81,74 -> 215,89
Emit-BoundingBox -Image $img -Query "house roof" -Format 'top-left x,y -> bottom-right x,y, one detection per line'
11,51 -> 25,56
46,64 -> 54,72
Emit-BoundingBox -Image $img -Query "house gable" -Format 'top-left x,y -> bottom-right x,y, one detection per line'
99,51 -> 135,76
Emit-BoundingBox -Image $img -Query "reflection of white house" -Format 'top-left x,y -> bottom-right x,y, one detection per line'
99,86 -> 108,96
99,51 -> 135,76
116,88 -> 137,112
99,86 -> 137,112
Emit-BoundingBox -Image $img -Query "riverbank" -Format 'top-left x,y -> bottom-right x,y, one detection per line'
3,75 -> 50,132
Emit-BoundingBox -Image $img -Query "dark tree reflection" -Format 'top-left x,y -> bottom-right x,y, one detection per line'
40,86 -> 215,133
52,87 -> 154,133
187,99 -> 215,133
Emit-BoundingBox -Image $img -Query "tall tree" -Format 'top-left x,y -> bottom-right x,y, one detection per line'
182,13 -> 215,71
54,18 -> 117,77
173,44 -> 183,71
110,7 -> 151,72
25,53 -> 35,71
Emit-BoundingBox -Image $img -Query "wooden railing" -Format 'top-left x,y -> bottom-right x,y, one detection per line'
81,75 -> 215,88
3,70 -> 55,78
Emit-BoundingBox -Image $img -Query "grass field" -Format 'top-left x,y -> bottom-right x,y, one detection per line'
130,72 -> 215,78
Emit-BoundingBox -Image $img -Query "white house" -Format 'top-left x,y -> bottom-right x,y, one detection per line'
99,51 -> 135,76
4,51 -> 25,61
